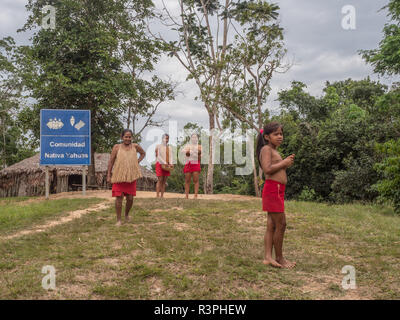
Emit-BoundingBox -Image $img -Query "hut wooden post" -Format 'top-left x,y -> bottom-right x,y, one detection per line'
82,165 -> 86,196
45,166 -> 49,200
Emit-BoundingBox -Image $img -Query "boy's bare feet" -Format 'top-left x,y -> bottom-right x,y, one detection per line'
124,215 -> 130,223
263,258 -> 282,268
115,221 -> 122,227
276,258 -> 296,269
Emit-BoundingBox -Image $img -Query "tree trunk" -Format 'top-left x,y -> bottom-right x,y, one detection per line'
205,110 -> 215,194
132,113 -> 136,136
2,115 -> 6,169
127,105 -> 131,129
251,143 -> 260,197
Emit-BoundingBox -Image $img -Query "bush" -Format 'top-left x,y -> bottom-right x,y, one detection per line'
298,186 -> 321,202
330,152 -> 379,203
373,139 -> 400,213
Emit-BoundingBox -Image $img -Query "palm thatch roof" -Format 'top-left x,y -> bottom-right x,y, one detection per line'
0,153 -> 157,181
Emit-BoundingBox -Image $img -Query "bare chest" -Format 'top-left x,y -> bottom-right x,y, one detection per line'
271,150 -> 282,164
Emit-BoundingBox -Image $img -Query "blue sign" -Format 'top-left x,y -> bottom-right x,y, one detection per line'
40,109 -> 91,165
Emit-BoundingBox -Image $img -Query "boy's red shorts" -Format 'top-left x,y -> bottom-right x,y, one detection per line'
155,162 -> 171,177
112,181 -> 137,197
262,179 -> 285,213
183,161 -> 201,173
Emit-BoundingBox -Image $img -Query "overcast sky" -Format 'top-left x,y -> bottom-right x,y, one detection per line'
0,0 -> 395,165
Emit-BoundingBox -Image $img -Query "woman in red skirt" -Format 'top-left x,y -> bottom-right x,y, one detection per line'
107,129 -> 146,226
181,133 -> 201,199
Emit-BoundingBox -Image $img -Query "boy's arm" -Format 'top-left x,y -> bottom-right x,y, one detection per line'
260,147 -> 292,175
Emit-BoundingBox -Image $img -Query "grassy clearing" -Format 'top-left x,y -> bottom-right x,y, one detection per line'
0,196 -> 399,299
0,197 -> 105,236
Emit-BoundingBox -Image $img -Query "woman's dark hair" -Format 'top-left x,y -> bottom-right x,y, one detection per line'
121,129 -> 133,138
162,133 -> 169,139
256,122 -> 283,165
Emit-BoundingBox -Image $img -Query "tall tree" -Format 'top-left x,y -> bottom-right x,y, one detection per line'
18,0 -> 171,182
0,37 -> 35,168
117,18 -> 176,142
359,0 -> 400,211
359,0 -> 400,76
219,1 -> 289,196
152,0 -> 280,194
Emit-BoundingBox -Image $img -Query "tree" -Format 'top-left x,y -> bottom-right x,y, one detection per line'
152,0 -> 282,194
0,37 -> 35,168
359,0 -> 400,76
123,76 -> 176,143
359,0 -> 400,210
117,19 -> 176,142
17,0 -> 172,183
374,139 -> 400,213
275,79 -> 394,202
218,1 -> 289,196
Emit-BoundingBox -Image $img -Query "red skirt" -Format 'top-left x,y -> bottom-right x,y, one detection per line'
155,162 -> 171,177
183,161 -> 201,173
262,179 -> 285,212
112,181 -> 137,197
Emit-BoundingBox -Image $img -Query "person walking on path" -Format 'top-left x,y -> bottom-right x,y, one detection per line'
107,129 -> 146,226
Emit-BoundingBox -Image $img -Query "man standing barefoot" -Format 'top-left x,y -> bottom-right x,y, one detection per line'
155,134 -> 174,198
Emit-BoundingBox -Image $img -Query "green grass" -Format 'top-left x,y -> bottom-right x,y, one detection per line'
0,196 -> 399,299
0,197 -> 105,235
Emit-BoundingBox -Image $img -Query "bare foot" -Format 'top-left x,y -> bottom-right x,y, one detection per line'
115,221 -> 122,227
124,216 -> 130,223
263,258 -> 282,268
276,258 -> 296,269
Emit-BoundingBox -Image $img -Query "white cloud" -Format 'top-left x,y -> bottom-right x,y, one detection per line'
0,0 -> 393,136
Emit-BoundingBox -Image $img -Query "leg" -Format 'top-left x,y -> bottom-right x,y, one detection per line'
161,176 -> 167,198
192,171 -> 200,199
156,176 -> 163,198
263,213 -> 282,268
115,195 -> 124,226
271,212 -> 296,269
124,194 -> 134,222
184,173 -> 192,199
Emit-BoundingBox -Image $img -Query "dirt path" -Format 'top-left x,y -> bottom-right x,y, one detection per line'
2,201 -> 112,240
25,190 -> 259,202
1,191 -> 258,240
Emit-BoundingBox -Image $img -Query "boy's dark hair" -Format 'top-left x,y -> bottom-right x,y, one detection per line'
256,122 -> 283,165
121,129 -> 133,138
190,133 -> 199,143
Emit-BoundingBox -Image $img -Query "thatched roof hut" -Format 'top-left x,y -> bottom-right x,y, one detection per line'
0,153 -> 157,197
